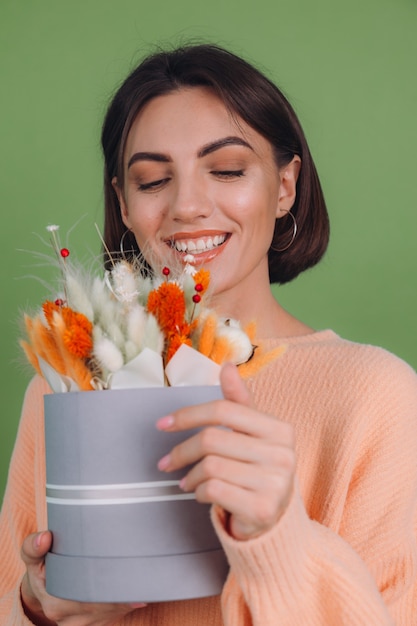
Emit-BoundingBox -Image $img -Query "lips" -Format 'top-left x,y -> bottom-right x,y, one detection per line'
167,233 -> 228,255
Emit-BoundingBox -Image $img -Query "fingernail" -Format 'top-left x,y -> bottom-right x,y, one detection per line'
34,533 -> 42,549
179,477 -> 187,491
157,454 -> 171,470
156,415 -> 175,430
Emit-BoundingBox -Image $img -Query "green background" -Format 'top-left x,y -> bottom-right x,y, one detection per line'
1,0 -> 416,501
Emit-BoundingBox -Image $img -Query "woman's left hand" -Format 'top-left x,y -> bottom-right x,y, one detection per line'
156,362 -> 296,541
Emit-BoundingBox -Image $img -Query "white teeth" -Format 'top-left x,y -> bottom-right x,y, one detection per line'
173,234 -> 226,254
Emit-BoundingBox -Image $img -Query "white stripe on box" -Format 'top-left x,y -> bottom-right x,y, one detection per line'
45,480 -> 196,506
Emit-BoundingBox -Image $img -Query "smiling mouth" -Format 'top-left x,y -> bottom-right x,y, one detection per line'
168,233 -> 228,255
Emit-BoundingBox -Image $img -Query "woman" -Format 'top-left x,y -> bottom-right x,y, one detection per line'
1,44 -> 416,625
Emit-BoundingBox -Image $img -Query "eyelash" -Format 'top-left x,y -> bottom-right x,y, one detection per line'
137,178 -> 170,191
137,169 -> 245,191
212,169 -> 245,179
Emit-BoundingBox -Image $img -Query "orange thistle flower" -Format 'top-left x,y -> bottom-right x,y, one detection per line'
147,281 -> 196,362
63,309 -> 92,333
63,324 -> 93,359
42,301 -> 93,359
43,301 -> 93,337
147,282 -> 186,333
192,269 -> 210,294
165,334 -> 193,363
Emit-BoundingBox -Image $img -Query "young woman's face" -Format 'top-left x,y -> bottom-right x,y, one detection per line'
116,87 -> 298,303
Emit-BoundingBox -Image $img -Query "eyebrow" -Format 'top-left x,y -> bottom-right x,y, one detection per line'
127,152 -> 170,169
127,136 -> 253,169
198,136 -> 253,157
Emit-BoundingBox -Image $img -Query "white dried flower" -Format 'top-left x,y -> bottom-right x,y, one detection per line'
106,261 -> 140,304
126,305 -> 147,348
93,337 -> 124,373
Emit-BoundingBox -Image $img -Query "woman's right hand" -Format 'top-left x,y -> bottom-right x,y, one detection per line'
20,531 -> 146,626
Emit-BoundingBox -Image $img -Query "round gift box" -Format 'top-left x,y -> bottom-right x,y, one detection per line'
44,385 -> 229,603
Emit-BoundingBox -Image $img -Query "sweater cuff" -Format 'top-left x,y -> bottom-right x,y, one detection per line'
211,481 -> 314,612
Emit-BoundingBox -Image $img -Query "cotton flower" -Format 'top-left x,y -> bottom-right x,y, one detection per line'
215,318 -> 254,365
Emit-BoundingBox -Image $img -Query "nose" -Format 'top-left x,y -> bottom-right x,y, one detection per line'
169,176 -> 213,222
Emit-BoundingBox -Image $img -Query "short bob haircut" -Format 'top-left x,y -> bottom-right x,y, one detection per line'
102,44 -> 329,284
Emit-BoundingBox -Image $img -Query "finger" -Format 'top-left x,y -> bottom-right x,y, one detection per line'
21,531 -> 52,566
193,477 -> 291,537
161,425 -> 294,472
181,452 -> 294,493
157,400 -> 294,445
220,362 -> 254,408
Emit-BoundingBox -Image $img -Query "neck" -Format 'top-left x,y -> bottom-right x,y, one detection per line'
209,280 -> 313,340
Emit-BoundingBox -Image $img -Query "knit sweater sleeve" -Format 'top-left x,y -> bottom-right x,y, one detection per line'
211,346 -> 417,626
0,376 -> 49,625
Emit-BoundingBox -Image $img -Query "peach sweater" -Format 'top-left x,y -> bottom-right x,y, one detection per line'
1,330 -> 417,625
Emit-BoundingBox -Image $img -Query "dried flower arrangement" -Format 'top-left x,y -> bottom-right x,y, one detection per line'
20,226 -> 285,392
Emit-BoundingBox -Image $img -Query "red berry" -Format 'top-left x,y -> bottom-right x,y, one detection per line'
194,283 -> 203,292
192,294 -> 201,303
162,267 -> 170,276
54,298 -> 64,307
60,248 -> 70,258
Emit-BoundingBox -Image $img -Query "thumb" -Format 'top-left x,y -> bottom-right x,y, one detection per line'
220,362 -> 254,408
21,531 -> 52,566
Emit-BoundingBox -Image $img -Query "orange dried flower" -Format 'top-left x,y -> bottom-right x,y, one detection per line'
165,334 -> 192,363
63,325 -> 93,358
197,313 -> 217,357
42,301 -> 93,360
42,300 -> 61,327
64,309 -> 93,335
147,282 -> 186,335
147,281 -> 197,362
193,269 -> 210,294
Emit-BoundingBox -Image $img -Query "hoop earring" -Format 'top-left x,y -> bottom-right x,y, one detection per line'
120,228 -> 134,259
270,210 -> 297,252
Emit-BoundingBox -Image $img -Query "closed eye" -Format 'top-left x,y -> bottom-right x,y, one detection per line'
211,169 -> 245,180
138,178 -> 171,191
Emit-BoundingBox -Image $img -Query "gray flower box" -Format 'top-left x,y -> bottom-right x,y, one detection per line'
44,386 -> 229,603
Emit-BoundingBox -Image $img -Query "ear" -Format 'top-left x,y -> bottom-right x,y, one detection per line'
112,176 -> 131,228
276,156 -> 301,218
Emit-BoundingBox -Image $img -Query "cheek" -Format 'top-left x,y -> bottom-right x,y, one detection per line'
218,184 -> 257,217
222,189 -> 276,229
124,197 -> 164,238
219,173 -> 278,218
130,218 -> 159,248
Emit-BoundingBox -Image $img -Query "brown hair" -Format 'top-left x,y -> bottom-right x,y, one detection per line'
101,43 -> 329,284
